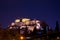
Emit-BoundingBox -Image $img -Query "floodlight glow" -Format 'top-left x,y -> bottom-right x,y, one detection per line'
20,36 -> 24,40
15,19 -> 20,22
11,22 -> 15,26
57,37 -> 60,39
9,27 -> 12,29
36,23 -> 41,29
36,20 -> 40,23
22,18 -> 30,22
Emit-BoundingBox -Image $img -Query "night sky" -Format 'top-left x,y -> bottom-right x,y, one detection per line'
0,0 -> 60,29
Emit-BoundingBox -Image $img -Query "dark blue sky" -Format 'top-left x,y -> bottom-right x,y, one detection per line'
0,0 -> 60,29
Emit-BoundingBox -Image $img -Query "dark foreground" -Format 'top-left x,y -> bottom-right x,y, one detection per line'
0,29 -> 60,40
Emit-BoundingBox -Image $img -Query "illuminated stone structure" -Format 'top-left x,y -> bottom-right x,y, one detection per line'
8,18 -> 48,35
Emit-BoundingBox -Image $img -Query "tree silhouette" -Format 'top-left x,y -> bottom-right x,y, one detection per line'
40,21 -> 48,34
55,21 -> 59,33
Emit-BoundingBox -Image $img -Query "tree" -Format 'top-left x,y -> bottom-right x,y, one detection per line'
55,21 -> 59,33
